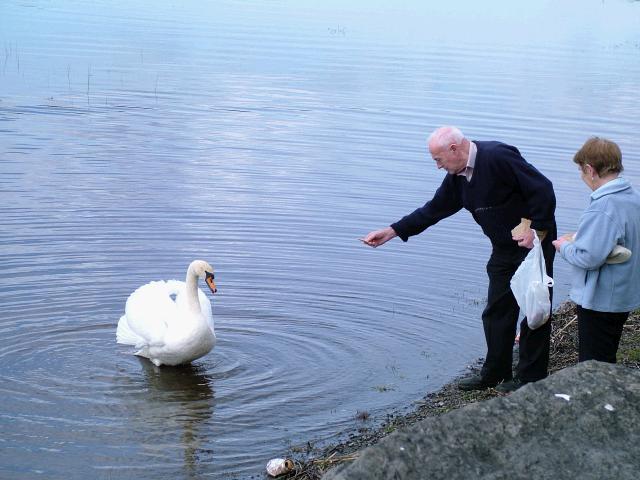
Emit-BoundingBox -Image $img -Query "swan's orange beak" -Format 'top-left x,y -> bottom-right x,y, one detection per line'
205,271 -> 217,294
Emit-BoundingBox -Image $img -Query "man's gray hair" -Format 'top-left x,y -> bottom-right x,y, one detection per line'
428,126 -> 465,149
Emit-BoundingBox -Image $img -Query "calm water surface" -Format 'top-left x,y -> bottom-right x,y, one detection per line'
1,1 -> 640,478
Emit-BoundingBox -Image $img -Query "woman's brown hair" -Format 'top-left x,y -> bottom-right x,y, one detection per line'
573,137 -> 623,176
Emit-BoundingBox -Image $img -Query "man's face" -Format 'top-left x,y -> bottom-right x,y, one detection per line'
429,141 -> 466,174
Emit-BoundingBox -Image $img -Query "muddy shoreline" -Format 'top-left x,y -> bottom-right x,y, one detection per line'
268,302 -> 640,480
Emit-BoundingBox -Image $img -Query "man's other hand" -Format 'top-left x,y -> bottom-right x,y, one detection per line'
513,227 -> 535,249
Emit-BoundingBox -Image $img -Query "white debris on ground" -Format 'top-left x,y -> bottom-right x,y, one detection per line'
266,458 -> 294,477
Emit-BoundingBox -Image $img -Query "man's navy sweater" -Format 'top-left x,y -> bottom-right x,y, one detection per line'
391,141 -> 556,249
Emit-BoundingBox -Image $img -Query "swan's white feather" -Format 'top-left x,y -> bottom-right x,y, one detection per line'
120,280 -> 175,345
116,261 -> 216,366
116,313 -> 145,348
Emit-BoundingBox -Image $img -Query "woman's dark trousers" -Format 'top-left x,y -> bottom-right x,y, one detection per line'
577,306 -> 628,363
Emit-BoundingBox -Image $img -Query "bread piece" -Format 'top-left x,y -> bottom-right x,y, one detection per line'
511,218 -> 532,238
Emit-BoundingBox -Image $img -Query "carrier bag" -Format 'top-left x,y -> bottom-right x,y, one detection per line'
510,232 -> 554,329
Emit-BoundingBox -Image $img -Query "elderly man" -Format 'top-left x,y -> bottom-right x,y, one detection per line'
362,126 -> 556,392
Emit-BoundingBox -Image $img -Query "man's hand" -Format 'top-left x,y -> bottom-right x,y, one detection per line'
360,227 -> 397,248
512,227 -> 535,249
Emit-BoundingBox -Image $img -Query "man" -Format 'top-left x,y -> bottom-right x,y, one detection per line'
362,126 -> 556,392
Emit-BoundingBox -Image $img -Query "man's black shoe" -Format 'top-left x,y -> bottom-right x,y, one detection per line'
495,378 -> 526,393
457,374 -> 503,391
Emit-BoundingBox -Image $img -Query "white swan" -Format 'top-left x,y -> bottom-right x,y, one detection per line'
116,260 -> 218,366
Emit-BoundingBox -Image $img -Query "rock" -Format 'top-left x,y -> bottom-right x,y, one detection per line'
323,361 -> 640,480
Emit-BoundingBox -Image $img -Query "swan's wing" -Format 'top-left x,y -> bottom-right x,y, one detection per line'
122,280 -> 178,346
117,314 -> 145,347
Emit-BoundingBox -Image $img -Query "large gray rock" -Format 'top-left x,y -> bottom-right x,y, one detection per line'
323,361 -> 640,480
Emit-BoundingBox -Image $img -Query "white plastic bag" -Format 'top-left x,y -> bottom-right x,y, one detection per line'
510,232 -> 554,329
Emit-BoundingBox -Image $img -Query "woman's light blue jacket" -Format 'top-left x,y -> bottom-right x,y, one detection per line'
559,177 -> 640,312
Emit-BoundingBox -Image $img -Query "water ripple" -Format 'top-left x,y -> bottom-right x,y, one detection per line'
2,0 -> 640,478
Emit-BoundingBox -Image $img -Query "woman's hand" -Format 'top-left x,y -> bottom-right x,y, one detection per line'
552,232 -> 574,252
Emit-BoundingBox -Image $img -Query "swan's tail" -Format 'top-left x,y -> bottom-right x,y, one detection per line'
116,315 -> 144,347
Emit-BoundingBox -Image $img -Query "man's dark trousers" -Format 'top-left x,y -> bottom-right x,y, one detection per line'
480,237 -> 555,383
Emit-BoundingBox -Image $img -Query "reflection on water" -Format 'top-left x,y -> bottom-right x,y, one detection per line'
138,360 -> 215,401
137,361 -> 215,480
1,0 -> 639,478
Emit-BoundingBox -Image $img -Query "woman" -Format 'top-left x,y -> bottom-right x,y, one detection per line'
553,137 -> 640,363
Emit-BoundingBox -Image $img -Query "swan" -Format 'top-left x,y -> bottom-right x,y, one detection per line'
116,260 -> 218,366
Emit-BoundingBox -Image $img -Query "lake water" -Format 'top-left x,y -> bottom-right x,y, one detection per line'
1,0 -> 639,478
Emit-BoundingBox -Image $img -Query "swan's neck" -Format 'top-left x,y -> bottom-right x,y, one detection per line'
185,268 -> 202,314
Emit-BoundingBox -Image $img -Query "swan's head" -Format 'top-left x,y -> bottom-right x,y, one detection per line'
189,260 -> 217,294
